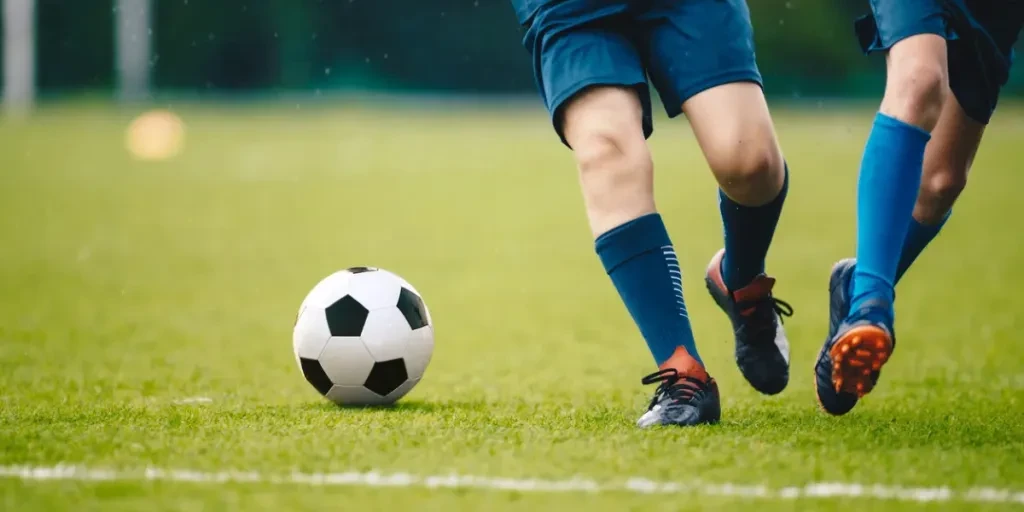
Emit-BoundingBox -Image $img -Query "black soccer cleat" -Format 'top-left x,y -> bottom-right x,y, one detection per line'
815,259 -> 895,415
705,249 -> 793,395
636,368 -> 721,428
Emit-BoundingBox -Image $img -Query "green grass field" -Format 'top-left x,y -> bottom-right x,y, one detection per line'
1,102 -> 1022,511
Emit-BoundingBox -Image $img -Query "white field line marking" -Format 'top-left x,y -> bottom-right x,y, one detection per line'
173,395 -> 212,403
1,465 -> 1023,505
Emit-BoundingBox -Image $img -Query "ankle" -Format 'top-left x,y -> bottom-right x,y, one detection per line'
659,346 -> 708,380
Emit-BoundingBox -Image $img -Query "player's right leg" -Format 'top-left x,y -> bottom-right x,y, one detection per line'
817,0 -> 1022,415
816,0 -> 1005,415
814,1 -> 951,414
522,3 -> 719,427
817,98 -> 983,413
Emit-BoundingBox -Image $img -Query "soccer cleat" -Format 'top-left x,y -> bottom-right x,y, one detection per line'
815,260 -> 895,415
705,249 -> 792,395
637,347 -> 720,428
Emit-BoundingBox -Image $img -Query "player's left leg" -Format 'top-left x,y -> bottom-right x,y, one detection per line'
638,0 -> 792,395
895,0 -> 1022,281
896,95 -> 983,281
686,83 -> 793,396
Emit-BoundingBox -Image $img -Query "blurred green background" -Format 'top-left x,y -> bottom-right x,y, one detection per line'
24,0 -> 1024,100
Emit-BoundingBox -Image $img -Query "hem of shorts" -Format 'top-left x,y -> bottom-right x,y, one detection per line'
548,76 -> 648,146
664,70 -> 763,118
862,28 -> 955,55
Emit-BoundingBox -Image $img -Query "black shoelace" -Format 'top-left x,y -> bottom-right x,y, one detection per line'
640,369 -> 709,410
738,297 -> 794,340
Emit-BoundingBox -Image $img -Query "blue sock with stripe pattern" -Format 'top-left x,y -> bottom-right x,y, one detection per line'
596,213 -> 702,366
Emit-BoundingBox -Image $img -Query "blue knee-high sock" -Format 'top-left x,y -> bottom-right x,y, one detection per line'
849,113 -> 931,316
596,214 -> 701,366
720,166 -> 789,291
895,211 -> 950,284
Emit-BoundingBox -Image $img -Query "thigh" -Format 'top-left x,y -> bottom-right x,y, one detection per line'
681,82 -> 783,185
524,2 -> 652,145
636,0 -> 762,118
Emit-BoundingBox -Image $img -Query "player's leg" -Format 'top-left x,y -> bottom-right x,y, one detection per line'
896,0 -> 1023,281
639,0 -> 791,395
816,17 -> 948,414
817,95 -> 984,413
522,5 -> 718,426
896,96 -> 983,282
684,82 -> 788,289
846,33 -> 948,324
815,0 -> 991,413
565,89 -> 720,430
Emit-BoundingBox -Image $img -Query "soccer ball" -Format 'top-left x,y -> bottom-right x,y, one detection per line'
293,267 -> 433,405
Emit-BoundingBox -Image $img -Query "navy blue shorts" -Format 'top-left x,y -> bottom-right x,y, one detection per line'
855,0 -> 1024,124
521,0 -> 763,145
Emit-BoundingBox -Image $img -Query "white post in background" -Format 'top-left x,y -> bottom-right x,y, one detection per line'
3,0 -> 36,116
116,0 -> 152,102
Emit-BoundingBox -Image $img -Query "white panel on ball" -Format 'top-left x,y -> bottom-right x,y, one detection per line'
347,272 -> 402,310
326,385 -> 394,406
403,327 -> 434,380
360,308 -> 413,362
301,271 -> 353,310
293,307 -> 332,360
318,337 -> 376,387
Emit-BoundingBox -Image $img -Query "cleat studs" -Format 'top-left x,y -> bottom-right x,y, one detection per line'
841,345 -> 850,354
872,362 -> 882,371
834,363 -> 841,370
856,382 -> 865,392
851,337 -> 862,346
849,359 -> 865,367
856,349 -> 872,358
876,340 -> 886,350
862,369 -> 871,376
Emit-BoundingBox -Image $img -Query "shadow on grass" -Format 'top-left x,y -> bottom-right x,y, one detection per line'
303,399 -> 485,415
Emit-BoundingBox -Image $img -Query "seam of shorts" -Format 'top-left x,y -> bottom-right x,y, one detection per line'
664,69 -> 763,118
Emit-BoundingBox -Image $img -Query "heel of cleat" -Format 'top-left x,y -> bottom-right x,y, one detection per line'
829,325 -> 892,398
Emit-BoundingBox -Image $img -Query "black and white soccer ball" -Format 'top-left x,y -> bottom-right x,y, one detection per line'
293,267 -> 433,405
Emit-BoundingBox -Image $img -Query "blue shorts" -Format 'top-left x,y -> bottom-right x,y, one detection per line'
855,0 -> 1024,124
521,0 -> 762,145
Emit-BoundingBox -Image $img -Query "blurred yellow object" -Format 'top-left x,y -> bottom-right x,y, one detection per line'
125,109 -> 185,161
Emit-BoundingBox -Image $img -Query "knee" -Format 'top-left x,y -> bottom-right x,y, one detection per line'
561,86 -> 655,235
917,165 -> 967,220
884,53 -> 948,129
571,126 -> 654,236
574,127 -> 652,186
705,136 -> 784,204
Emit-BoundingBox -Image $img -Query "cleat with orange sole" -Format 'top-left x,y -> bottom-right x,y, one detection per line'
815,259 -> 898,416
829,325 -> 893,397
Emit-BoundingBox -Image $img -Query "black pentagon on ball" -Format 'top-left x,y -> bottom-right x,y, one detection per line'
346,266 -> 376,274
364,359 -> 408,396
396,288 -> 429,330
299,357 -> 333,396
325,295 -> 369,337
